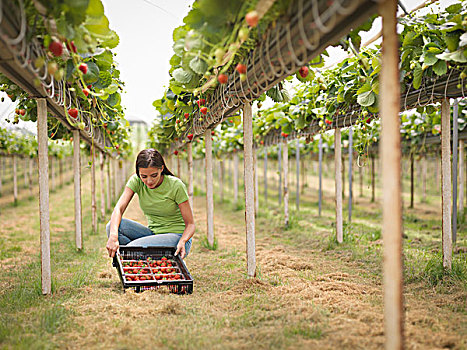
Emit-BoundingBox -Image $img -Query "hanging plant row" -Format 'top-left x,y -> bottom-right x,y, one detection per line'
0,0 -> 132,158
148,1 -> 466,155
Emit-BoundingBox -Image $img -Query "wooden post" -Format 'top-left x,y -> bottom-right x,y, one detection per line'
459,140 -> 465,218
23,157 -> 27,188
91,143 -> 97,234
342,153 -> 346,199
177,154 -> 181,177
187,142 -> 194,209
73,130 -> 82,250
301,152 -> 306,194
410,153 -> 414,208
243,103 -> 256,277
278,143 -> 282,205
113,159 -> 118,201
371,155 -> 376,202
50,156 -> 55,191
13,155 -> 17,204
106,156 -> 111,211
29,157 -> 33,192
100,152 -> 105,221
233,151 -> 239,204
0,156 -> 2,196
296,138 -> 300,211
348,127 -> 353,222
37,98 -> 51,295
359,164 -> 363,198
452,100 -> 459,244
283,138 -> 289,227
319,136 -> 323,216
205,129 -> 214,246
264,147 -> 268,206
254,147 -> 259,215
422,154 -> 427,203
335,129 -> 343,243
59,157 -> 64,187
380,1 -> 404,348
220,159 -> 224,202
441,98 -> 452,269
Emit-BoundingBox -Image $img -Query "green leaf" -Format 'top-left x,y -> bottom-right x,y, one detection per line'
436,50 -> 467,63
170,54 -> 181,67
56,17 -> 75,39
413,66 -> 423,89
172,68 -> 193,84
104,83 -> 119,95
95,50 -> 113,70
86,0 -> 104,17
446,3 -> 462,14
173,26 -> 188,41
357,82 -> 372,95
107,93 -> 121,107
173,39 -> 185,57
189,56 -> 208,75
94,71 -> 112,88
357,90 -> 375,107
100,30 -> 119,49
85,16 -> 111,36
402,31 -> 418,47
83,61 -> 100,84
432,60 -> 447,76
371,80 -> 379,94
422,52 -> 438,66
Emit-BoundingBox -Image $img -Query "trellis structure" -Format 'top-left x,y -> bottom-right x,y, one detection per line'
161,0 -> 467,348
0,0 -> 129,295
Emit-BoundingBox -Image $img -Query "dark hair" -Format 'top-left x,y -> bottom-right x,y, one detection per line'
136,149 -> 174,178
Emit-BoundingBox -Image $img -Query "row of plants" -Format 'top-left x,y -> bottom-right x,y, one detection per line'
0,126 -> 72,159
0,0 -> 132,158
148,1 -> 467,155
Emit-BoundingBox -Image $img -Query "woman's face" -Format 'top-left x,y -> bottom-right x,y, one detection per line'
139,166 -> 164,189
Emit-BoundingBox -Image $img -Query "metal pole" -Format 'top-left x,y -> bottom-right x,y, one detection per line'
233,151 -> 239,204
278,142 -> 282,205
380,0 -> 404,347
100,152 -> 105,221
37,98 -> 51,295
441,98 -> 452,269
187,142 -> 194,209
283,138 -> 289,227
452,100 -> 458,244
243,103 -> 256,277
410,153 -> 414,208
205,129 -> 214,246
13,155 -> 17,204
335,129 -> 343,243
91,143 -> 97,234
459,140 -> 465,218
264,147 -> 268,206
73,130 -> 82,250
319,136 -> 323,216
106,156 -> 111,212
348,127 -> 353,222
296,138 -> 300,211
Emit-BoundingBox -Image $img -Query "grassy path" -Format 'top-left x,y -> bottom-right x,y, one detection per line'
0,166 -> 465,349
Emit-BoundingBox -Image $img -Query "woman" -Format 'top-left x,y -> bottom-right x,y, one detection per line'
106,149 -> 195,259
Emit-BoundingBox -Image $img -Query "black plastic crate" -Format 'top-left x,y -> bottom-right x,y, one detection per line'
112,246 -> 193,294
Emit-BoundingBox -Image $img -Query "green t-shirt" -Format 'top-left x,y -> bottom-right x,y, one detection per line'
126,174 -> 189,234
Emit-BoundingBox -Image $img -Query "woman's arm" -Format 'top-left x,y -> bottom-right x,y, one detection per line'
106,186 -> 135,257
175,200 -> 195,259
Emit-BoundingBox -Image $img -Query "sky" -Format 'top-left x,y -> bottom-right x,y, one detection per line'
0,0 -> 459,133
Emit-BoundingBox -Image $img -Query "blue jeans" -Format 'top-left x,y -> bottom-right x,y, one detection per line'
106,218 -> 192,257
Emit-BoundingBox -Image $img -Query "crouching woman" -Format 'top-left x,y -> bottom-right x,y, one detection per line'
106,149 -> 194,259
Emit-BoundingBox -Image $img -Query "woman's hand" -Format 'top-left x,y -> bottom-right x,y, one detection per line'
106,234 -> 119,258
175,239 -> 186,259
